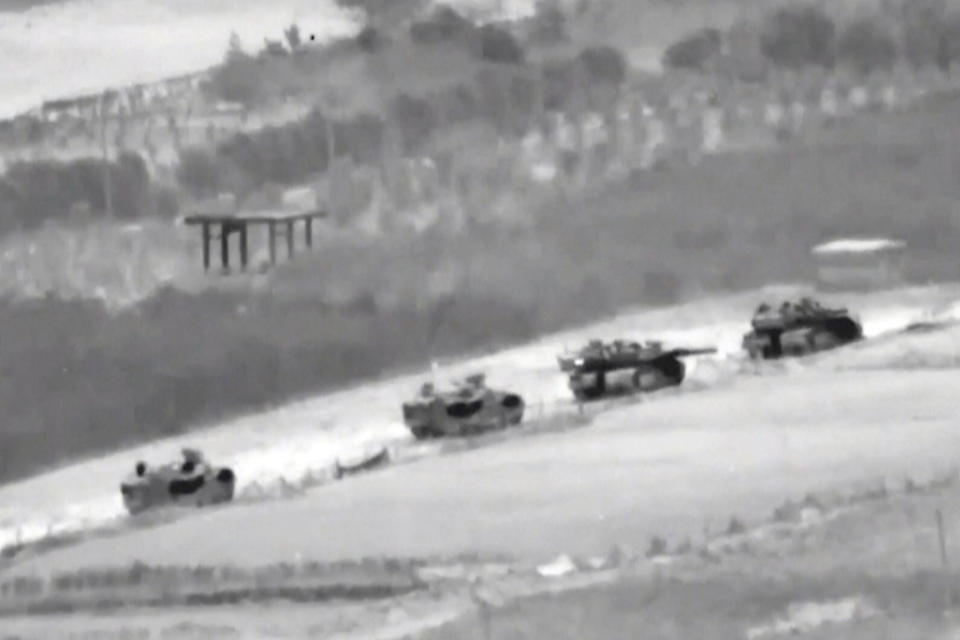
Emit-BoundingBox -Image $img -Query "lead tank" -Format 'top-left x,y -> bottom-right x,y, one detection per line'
402,373 -> 525,439
557,339 -> 717,401
741,297 -> 863,359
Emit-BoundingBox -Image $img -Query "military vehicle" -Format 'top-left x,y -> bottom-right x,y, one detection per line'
402,373 -> 525,439
557,339 -> 718,401
119,448 -> 236,515
741,297 -> 863,359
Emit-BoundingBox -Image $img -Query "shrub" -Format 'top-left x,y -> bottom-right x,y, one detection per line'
541,57 -> 579,111
937,12 -> 960,70
900,0 -> 947,69
663,28 -> 723,71
760,5 -> 836,69
0,178 -> 24,232
205,49 -> 266,108
434,83 -> 480,126
388,92 -> 438,154
284,23 -> 302,52
356,25 -> 385,53
475,24 -> 525,64
152,185 -> 181,217
577,45 -> 627,85
0,152 -> 155,229
837,17 -> 898,75
409,5 -> 474,45
528,0 -> 569,45
260,39 -> 289,59
336,113 -> 385,165
111,152 -> 153,219
176,147 -> 221,198
646,536 -> 668,558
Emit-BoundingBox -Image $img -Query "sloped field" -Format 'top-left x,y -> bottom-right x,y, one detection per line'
1,283 -> 956,573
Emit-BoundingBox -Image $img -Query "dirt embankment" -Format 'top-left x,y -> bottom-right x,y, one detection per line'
3,463 -> 960,639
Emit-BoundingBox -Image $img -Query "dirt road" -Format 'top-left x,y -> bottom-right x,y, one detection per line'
3,283 -> 954,554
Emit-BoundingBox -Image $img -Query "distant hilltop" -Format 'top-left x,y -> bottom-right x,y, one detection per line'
0,0 -> 542,122
0,0 -> 358,121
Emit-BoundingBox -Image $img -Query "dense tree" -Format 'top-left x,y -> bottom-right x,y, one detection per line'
577,45 -> 627,116
355,26 -> 385,53
284,23 -> 302,52
900,0 -> 947,69
388,92 -> 438,154
663,28 -> 723,71
837,17 -> 898,75
475,24 -> 525,64
528,1 -> 569,45
409,5 -> 475,45
760,5 -> 836,68
206,39 -> 266,107
936,12 -> 960,70
111,152 -> 153,218
577,46 -> 627,85
0,153 -> 159,230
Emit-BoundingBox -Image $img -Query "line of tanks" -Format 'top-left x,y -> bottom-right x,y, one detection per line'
119,297 -> 863,516
399,296 -> 863,438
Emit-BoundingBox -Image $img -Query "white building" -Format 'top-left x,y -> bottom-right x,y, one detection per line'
810,237 -> 906,291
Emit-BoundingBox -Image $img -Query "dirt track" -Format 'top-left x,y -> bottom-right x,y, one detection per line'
4,282 -> 956,553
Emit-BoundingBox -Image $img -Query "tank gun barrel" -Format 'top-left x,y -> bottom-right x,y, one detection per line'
558,344 -> 717,374
668,347 -> 719,358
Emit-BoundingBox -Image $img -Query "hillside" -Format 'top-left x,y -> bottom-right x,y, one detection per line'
2,75 -> 960,489
3,305 -> 960,639
2,0 -> 960,520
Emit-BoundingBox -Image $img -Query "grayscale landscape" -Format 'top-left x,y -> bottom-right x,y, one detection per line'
3,0 -> 960,638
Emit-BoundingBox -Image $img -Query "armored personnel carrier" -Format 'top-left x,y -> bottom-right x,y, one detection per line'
402,373 -> 525,439
741,297 -> 863,359
119,448 -> 236,515
557,339 -> 717,401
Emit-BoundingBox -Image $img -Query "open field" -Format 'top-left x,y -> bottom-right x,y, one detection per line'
5,379 -> 960,637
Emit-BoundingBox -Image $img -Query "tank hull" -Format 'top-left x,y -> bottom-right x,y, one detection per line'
742,302 -> 864,360
120,459 -> 236,516
402,388 -> 525,439
568,357 -> 687,401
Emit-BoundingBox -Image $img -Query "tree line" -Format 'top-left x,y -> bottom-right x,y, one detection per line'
179,17 -> 627,201
664,0 -> 960,77
0,153 -> 178,234
4,1 -> 957,233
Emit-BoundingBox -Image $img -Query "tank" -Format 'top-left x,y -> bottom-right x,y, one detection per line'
402,373 -> 525,439
557,339 -> 718,401
741,297 -> 863,359
119,448 -> 236,516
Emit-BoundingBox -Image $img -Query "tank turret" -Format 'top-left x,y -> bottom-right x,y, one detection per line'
742,297 -> 863,359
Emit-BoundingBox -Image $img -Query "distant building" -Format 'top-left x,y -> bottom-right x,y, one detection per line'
810,237 -> 906,291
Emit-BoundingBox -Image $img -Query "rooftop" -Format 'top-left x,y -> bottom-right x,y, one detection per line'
811,237 -> 906,255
